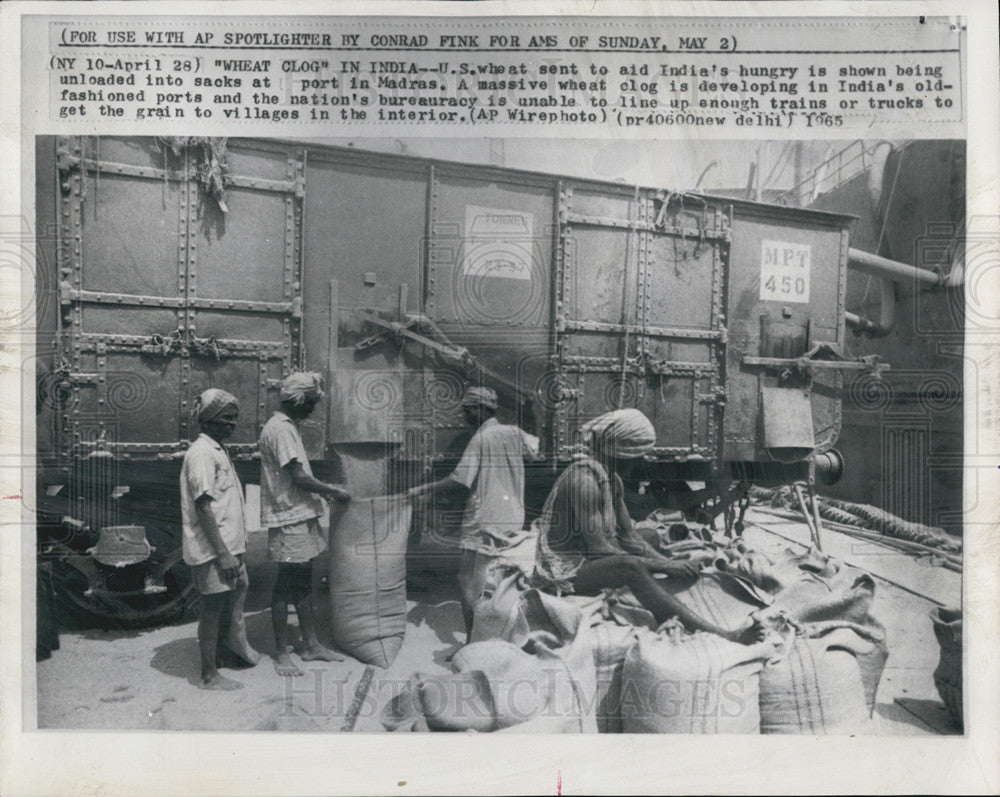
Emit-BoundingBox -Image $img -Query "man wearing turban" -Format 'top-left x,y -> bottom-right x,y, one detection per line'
181,388 -> 260,690
259,372 -> 351,676
534,409 -> 755,642
408,386 -> 539,641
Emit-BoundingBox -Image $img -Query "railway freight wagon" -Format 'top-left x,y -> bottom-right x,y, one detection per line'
35,136 -> 880,625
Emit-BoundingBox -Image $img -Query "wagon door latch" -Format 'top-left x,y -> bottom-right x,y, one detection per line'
742,342 -> 890,379
139,329 -> 224,362
140,329 -> 182,358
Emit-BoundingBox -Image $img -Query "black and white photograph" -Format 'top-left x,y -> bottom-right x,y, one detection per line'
31,134 -> 966,736
2,4 -> 998,796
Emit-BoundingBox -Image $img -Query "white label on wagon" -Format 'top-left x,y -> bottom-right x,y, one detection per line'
760,240 -> 811,303
462,205 -> 534,280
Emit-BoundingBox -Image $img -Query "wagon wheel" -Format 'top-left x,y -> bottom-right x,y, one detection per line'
45,536 -> 195,629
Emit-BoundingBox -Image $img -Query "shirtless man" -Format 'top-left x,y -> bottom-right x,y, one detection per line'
534,409 -> 756,643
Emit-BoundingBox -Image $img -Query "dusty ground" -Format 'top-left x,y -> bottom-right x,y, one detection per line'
35,510 -> 961,734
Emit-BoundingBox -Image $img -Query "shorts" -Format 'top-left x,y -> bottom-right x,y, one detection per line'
193,555 -> 248,596
268,517 -> 325,564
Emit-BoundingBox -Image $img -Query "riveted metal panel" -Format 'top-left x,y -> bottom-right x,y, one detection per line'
73,355 -> 181,445
195,188 -> 291,302
724,204 -> 852,460
563,226 -> 631,327
53,137 -> 303,459
645,235 -> 718,332
554,186 -> 724,461
194,311 -> 286,344
79,175 -> 183,297
427,173 -> 553,329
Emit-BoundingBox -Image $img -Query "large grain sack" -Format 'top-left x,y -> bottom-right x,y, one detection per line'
328,495 -> 412,668
768,565 -> 879,627
930,606 -> 962,729
582,589 -> 657,733
759,630 -> 871,734
762,553 -> 889,711
798,621 -> 889,714
660,570 -> 769,632
621,622 -> 779,734
590,618 -> 643,733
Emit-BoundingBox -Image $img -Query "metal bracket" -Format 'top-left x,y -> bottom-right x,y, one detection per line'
742,353 -> 889,374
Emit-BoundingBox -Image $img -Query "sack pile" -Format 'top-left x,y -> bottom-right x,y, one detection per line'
385,542 -> 889,734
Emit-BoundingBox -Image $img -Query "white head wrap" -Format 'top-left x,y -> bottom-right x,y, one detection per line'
581,409 -> 656,459
195,388 -> 239,423
280,372 -> 325,406
461,386 -> 498,411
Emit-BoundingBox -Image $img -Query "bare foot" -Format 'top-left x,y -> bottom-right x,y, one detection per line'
199,672 -> 244,691
443,644 -> 464,663
727,622 -> 768,645
226,635 -> 261,666
299,644 -> 344,663
274,652 -> 304,677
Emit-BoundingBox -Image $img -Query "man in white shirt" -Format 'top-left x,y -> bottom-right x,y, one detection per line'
260,372 -> 351,676
408,386 -> 539,639
181,388 -> 260,690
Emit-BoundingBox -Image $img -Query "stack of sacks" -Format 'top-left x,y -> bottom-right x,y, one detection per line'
752,548 -> 889,715
473,565 -> 659,733
621,618 -> 788,734
658,542 -> 889,718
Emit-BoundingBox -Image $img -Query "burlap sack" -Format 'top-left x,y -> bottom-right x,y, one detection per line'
930,606 -> 962,729
621,621 -> 778,734
578,588 -> 657,733
328,495 -> 412,668
469,579 -> 600,733
759,629 -> 871,734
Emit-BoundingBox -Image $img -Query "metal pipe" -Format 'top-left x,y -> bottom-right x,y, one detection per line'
845,311 -> 886,336
848,247 -> 944,287
813,449 -> 845,485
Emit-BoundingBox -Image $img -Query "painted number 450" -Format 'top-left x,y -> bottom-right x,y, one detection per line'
760,240 -> 811,303
763,274 -> 807,295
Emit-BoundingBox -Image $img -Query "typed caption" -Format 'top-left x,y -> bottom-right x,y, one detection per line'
38,16 -> 964,137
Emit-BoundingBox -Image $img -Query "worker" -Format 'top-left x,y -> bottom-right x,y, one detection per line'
180,388 -> 260,690
408,386 -> 539,639
260,372 -> 352,676
534,408 -> 757,643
